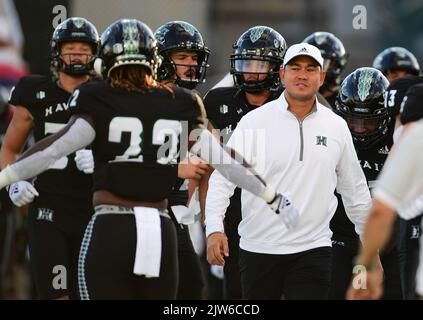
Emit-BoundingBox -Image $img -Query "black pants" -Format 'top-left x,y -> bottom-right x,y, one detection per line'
329,237 -> 403,300
79,211 -> 178,299
398,215 -> 422,300
329,239 -> 359,299
240,247 -> 332,299
380,246 -> 403,299
223,188 -> 243,299
28,195 -> 92,300
0,209 -> 16,298
173,222 -> 204,299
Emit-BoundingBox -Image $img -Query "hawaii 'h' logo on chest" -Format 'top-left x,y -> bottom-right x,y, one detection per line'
316,135 -> 327,147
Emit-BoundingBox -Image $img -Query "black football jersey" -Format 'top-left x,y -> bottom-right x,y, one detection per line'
68,81 -> 203,202
204,86 -> 283,226
331,134 -> 393,241
204,86 -> 283,138
8,75 -> 92,200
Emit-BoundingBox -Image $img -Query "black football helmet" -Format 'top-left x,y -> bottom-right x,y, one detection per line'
303,31 -> 348,94
335,67 -> 390,150
230,26 -> 286,92
373,47 -> 420,77
98,19 -> 160,78
154,21 -> 210,89
50,17 -> 99,76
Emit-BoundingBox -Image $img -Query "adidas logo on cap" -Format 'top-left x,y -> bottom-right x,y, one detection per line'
283,43 -> 324,68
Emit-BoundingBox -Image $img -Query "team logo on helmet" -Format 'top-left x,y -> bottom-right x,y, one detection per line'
179,21 -> 196,36
250,27 -> 265,43
155,27 -> 169,45
357,69 -> 375,101
123,20 -> 140,55
73,18 -> 85,29
314,33 -> 327,46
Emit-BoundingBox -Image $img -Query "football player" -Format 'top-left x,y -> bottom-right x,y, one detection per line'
154,20 -> 210,299
202,26 -> 286,299
384,77 -> 423,299
373,47 -> 420,82
332,67 -> 402,299
0,17 -> 99,300
373,46 -> 421,131
303,31 -> 348,106
0,19 -> 298,299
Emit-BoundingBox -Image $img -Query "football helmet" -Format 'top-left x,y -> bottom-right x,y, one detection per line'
373,47 -> 420,76
154,21 -> 210,89
303,31 -> 348,94
98,19 -> 159,78
230,26 -> 286,92
335,67 -> 390,149
50,17 -> 99,76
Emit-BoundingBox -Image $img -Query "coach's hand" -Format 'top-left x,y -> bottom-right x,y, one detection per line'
178,155 -> 209,180
9,180 -> 39,207
207,232 -> 229,266
75,149 -> 94,174
268,193 -> 300,228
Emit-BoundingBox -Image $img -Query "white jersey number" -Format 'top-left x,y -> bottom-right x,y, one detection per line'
108,117 -> 181,164
386,89 -> 397,108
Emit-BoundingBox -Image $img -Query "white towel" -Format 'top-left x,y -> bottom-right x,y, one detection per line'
170,187 -> 201,225
133,206 -> 161,278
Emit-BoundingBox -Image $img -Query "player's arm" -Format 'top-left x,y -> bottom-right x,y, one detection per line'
199,120 -> 217,223
0,115 -> 95,189
189,94 -> 275,203
0,106 -> 34,168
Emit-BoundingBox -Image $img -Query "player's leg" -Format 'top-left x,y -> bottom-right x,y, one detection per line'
27,197 -> 70,299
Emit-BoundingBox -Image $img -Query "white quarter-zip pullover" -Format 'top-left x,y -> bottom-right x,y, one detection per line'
205,91 -> 371,254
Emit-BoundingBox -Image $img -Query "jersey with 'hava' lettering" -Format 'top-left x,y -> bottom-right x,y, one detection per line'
9,75 -> 92,200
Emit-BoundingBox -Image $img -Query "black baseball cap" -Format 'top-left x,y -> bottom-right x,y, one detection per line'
400,83 -> 423,124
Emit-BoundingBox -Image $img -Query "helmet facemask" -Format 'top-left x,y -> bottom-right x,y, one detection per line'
56,42 -> 98,76
335,67 -> 391,150
230,26 -> 286,93
341,109 -> 391,149
160,48 -> 210,89
230,54 -> 280,92
154,21 -> 210,89
50,18 -> 99,77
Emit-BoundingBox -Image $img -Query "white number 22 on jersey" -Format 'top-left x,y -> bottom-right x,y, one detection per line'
108,117 -> 182,164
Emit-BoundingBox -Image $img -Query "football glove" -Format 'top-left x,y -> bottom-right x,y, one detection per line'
75,149 -> 94,174
9,180 -> 39,207
268,193 -> 300,229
